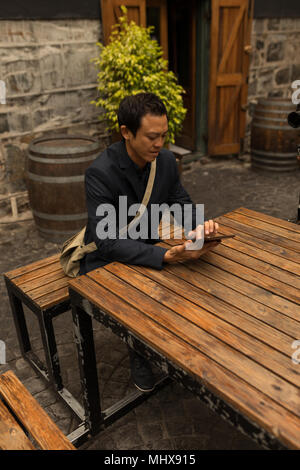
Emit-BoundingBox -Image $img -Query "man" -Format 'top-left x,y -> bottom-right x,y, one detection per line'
80,93 -> 219,392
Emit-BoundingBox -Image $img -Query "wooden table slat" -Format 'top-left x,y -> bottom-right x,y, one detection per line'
160,257 -> 300,339
213,243 -> 300,288
129,264 -> 296,356
201,250 -> 300,304
196,257 -> 300,322
216,225 -> 300,277
87,268 -> 300,416
216,218 -> 300,264
216,215 -> 300,254
69,275 -> 300,449
226,211 -> 300,244
161,241 -> 300,325
101,263 -> 300,388
164,236 -> 300,291
233,208 -> 300,234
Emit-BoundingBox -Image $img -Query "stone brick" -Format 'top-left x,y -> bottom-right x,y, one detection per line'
256,68 -> 274,95
63,44 -> 98,87
267,19 -> 280,31
291,64 -> 300,82
267,41 -> 284,62
39,46 -> 65,91
32,108 -> 54,128
275,67 -> 290,85
268,89 -> 284,98
0,113 -> 9,133
253,19 -> 265,34
256,39 -> 264,50
7,110 -> 32,133
30,20 -> 74,43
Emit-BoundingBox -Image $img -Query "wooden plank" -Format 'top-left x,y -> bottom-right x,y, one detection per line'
216,225 -> 300,277
159,243 -> 300,338
69,275 -> 300,449
185,256 -> 300,322
130,263 -> 295,357
13,263 -> 64,288
0,371 -> 75,450
215,215 -> 300,261
211,243 -> 300,288
28,278 -> 69,302
15,268 -> 67,294
233,207 -> 300,234
224,212 -> 300,246
200,249 -> 300,304
100,263 -> 300,389
34,287 -> 69,310
216,73 -> 243,86
162,236 -> 300,289
211,143 -> 241,154
4,254 -> 60,281
87,268 -> 300,416
0,400 -> 36,450
218,2 -> 246,73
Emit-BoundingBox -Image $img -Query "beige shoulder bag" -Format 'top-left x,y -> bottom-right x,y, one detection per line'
60,160 -> 156,278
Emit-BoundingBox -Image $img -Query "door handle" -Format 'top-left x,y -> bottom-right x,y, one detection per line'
244,45 -> 252,54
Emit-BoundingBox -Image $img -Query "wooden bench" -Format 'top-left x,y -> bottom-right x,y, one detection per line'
3,255 -> 84,422
0,370 -> 75,450
3,222 -> 177,427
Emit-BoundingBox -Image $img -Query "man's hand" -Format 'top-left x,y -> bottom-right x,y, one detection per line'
163,219 -> 220,264
163,239 -> 220,264
187,219 -> 219,241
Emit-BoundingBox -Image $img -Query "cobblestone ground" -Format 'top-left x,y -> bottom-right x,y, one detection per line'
0,155 -> 299,450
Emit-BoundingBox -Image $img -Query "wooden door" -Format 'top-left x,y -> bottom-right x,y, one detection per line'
208,0 -> 254,155
168,0 -> 196,150
146,0 -> 168,61
100,0 -> 146,45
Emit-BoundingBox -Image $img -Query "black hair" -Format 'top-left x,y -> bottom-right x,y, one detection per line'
117,93 -> 168,137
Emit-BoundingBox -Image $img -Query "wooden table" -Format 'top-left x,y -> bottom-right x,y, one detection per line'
69,208 -> 300,450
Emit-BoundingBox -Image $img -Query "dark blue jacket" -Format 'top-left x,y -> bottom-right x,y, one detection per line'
79,141 -> 197,275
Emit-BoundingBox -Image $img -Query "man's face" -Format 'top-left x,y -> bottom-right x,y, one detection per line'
121,113 -> 168,168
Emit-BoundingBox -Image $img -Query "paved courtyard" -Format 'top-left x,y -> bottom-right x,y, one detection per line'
0,153 -> 299,450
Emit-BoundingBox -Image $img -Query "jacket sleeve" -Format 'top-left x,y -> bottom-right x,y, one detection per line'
85,166 -> 168,269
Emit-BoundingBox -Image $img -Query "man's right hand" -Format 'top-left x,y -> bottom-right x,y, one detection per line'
163,239 -> 220,264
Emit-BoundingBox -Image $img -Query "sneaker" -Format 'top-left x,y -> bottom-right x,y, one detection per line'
128,349 -> 155,393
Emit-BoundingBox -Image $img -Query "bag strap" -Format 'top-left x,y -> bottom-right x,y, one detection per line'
85,159 -> 157,248
120,159 -> 156,236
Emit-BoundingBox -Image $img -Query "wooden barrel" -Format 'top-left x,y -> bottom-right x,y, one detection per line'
251,98 -> 300,172
26,135 -> 102,242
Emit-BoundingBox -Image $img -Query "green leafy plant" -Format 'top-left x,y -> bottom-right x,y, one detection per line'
91,6 -> 186,144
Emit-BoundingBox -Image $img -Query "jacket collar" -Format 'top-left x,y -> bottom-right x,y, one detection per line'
114,140 -> 150,201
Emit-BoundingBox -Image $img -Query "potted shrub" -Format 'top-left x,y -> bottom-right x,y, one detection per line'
90,6 -> 186,144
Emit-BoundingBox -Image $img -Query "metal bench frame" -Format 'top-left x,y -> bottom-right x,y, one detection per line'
4,261 -> 170,447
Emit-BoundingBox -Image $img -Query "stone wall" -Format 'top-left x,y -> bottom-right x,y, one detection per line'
0,16 -> 300,200
249,18 -> 300,99
0,19 -> 108,200
245,17 -> 300,151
